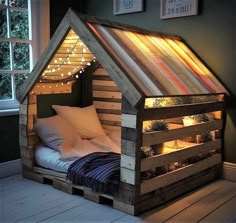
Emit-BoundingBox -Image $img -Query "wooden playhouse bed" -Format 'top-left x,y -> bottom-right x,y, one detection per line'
18,10 -> 228,215
19,66 -> 225,215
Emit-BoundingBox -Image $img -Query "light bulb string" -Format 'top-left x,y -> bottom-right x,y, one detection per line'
41,38 -> 88,79
39,59 -> 96,83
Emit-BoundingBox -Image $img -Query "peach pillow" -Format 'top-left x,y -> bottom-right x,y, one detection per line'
51,105 -> 106,139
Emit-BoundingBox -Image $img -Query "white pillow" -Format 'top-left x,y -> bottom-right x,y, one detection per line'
52,105 -> 106,139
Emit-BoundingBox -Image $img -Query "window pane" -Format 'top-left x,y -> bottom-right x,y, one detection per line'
13,42 -> 30,70
0,8 -> 7,37
0,42 -> 10,69
15,73 -> 29,92
0,0 -> 7,6
10,10 -> 29,39
0,73 -> 12,100
9,0 -> 28,8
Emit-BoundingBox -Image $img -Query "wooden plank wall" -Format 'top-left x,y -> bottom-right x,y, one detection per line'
92,67 -> 122,131
19,93 -> 39,170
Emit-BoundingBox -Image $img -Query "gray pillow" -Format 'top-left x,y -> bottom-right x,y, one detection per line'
34,115 -> 83,158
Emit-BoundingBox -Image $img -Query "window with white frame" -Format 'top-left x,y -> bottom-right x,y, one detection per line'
0,0 -> 49,111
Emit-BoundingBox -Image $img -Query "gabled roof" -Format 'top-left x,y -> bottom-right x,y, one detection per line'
17,8 -> 228,107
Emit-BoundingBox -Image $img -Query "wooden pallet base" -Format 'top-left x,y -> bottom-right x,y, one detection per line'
22,164 -> 221,216
23,167 -> 114,203
114,164 -> 222,215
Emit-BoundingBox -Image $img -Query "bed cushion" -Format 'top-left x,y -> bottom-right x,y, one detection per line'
34,115 -> 83,158
35,145 -> 77,173
52,104 -> 106,139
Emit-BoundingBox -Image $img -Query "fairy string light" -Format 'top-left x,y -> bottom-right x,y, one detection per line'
40,31 -> 95,83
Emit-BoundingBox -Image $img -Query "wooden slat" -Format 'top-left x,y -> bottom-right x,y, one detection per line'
28,93 -> 37,104
92,80 -> 117,87
121,114 -> 137,128
93,67 -> 109,75
93,75 -> 113,81
143,101 -> 225,120
121,139 -> 137,157
142,120 -> 223,146
113,200 -> 135,216
141,139 -> 221,171
121,154 -> 136,170
135,165 -> 221,215
27,115 -> 34,132
100,120 -> 121,126
93,101 -> 121,110
97,113 -> 121,122
120,167 -> 136,185
93,98 -> 121,103
19,104 -> 28,115
96,108 -> 121,115
19,135 -> 28,147
93,90 -> 121,99
93,85 -> 120,92
20,146 -> 34,159
19,114 -> 27,125
34,166 -> 66,179
28,104 -> 37,116
140,154 -> 221,195
122,128 -> 138,142
32,83 -> 72,95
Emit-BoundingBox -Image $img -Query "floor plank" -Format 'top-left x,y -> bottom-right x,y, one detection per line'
1,175 -> 236,223
199,195 -> 236,223
139,180 -> 227,223
165,181 -> 236,223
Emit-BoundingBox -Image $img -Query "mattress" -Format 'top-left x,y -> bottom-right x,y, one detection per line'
35,144 -> 76,173
35,130 -> 121,173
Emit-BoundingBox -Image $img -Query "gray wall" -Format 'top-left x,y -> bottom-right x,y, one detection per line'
0,115 -> 20,162
87,0 -> 236,163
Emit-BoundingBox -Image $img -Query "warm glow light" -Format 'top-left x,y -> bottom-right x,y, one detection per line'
40,29 -> 95,82
183,117 -> 197,126
145,98 -> 156,108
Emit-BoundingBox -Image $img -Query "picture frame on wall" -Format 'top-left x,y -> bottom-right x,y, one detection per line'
113,0 -> 143,15
160,0 -> 198,19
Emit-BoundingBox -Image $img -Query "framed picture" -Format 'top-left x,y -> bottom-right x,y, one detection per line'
160,0 -> 198,19
113,0 -> 143,15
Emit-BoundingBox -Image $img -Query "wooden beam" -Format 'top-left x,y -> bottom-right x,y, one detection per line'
141,139 -> 221,171
142,120 -> 223,146
121,114 -> 137,128
140,154 -> 221,195
143,101 -> 225,120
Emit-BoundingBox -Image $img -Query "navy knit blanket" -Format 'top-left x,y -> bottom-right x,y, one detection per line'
67,152 -> 121,195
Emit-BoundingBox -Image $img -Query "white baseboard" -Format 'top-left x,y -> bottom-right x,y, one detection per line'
0,159 -> 22,178
223,162 -> 236,182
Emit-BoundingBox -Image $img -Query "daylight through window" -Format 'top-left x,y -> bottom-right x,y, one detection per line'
0,0 -> 32,110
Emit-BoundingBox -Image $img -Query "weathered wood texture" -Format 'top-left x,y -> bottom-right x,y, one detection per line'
143,101 -> 225,120
141,139 -> 221,171
140,154 -> 221,195
92,67 -> 122,130
119,97 -> 144,200
19,94 -> 38,169
142,120 -> 223,146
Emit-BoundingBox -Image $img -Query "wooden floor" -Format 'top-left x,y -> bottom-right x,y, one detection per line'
1,175 -> 236,223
